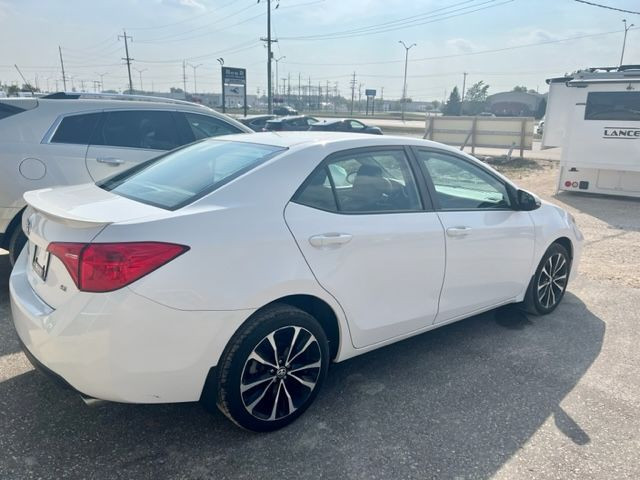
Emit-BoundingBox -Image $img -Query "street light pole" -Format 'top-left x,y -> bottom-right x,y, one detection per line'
620,19 -> 635,67
274,56 -> 285,96
134,68 -> 147,92
187,63 -> 203,94
399,40 -> 416,122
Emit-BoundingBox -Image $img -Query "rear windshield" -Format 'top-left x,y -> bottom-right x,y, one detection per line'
585,92 -> 640,121
99,140 -> 286,210
0,102 -> 26,120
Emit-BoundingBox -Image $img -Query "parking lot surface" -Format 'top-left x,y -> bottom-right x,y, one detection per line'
1,164 -> 639,480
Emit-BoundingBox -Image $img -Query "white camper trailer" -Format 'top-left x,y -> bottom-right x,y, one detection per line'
544,66 -> 640,198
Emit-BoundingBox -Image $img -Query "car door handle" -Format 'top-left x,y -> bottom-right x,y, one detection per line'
446,226 -> 472,237
309,233 -> 353,247
96,156 -> 124,166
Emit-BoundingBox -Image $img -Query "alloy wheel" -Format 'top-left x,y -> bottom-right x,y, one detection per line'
240,326 -> 322,421
537,253 -> 568,309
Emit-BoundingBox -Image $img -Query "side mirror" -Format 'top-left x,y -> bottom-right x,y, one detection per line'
517,189 -> 541,211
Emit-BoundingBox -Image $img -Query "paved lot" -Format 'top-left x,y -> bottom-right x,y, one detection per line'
0,165 -> 639,479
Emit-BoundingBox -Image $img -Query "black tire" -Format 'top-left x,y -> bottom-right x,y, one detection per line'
522,242 -> 571,315
203,304 -> 329,432
8,225 -> 27,267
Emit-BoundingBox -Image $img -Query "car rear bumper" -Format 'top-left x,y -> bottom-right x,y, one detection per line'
10,249 -> 254,404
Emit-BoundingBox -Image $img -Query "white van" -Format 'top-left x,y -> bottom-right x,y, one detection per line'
543,66 -> 640,198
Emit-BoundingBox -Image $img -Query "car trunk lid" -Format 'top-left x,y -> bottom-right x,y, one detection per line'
22,183 -> 169,308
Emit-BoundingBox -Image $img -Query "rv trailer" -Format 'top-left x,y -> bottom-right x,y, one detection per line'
544,66 -> 640,198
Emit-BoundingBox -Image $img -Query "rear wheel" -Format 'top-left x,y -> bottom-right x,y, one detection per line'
8,226 -> 27,267
204,304 -> 329,431
522,243 -> 571,315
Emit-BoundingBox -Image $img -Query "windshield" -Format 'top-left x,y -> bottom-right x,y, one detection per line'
99,140 -> 286,210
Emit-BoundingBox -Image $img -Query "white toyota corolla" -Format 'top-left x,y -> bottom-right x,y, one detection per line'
10,132 -> 583,431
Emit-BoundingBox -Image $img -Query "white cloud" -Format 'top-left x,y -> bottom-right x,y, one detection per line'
159,0 -> 206,10
447,38 -> 475,53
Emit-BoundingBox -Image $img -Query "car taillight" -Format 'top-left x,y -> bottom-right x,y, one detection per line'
47,242 -> 189,292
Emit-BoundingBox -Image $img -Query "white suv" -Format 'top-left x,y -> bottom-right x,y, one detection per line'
0,93 -> 252,264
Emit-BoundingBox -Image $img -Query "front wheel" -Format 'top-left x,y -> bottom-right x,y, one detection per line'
522,243 -> 571,315
205,304 -> 329,431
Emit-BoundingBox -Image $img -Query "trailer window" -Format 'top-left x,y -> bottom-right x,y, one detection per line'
585,92 -> 640,121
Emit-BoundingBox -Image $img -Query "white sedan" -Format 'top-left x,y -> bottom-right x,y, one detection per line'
10,132 -> 583,431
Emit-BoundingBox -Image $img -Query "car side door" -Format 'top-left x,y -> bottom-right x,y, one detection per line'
412,148 -> 535,322
85,109 -> 181,181
43,111 -> 102,185
284,146 -> 446,348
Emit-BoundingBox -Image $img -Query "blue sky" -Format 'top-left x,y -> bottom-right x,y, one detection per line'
1,0 -> 638,100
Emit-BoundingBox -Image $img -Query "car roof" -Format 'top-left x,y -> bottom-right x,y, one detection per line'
212,131 -> 463,151
266,115 -> 311,123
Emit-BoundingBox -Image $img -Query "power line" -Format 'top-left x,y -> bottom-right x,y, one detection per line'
573,0 -> 640,15
126,0 -> 242,30
279,0 -> 513,41
282,26 -> 638,66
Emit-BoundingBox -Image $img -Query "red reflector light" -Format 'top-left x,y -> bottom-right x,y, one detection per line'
47,242 -> 189,292
564,181 -> 572,187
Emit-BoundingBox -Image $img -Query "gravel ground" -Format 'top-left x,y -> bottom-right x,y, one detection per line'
0,163 -> 638,480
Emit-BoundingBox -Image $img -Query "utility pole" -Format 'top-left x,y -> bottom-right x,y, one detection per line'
308,76 -> 311,110
381,86 -> 384,112
334,82 -> 338,114
182,61 -> 188,97
620,19 -> 635,66
326,80 -> 329,105
80,79 -> 85,92
134,67 -> 147,92
350,72 -> 357,116
259,0 -> 277,114
298,73 -> 301,103
58,46 -> 67,91
460,72 -> 468,115
399,40 -> 416,121
187,63 -> 202,94
287,73 -> 291,104
118,30 -> 134,94
358,82 -> 363,112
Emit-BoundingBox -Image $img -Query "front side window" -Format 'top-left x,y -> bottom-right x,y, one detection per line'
585,92 -> 640,121
349,120 -> 365,130
51,112 -> 101,145
417,150 -> 511,210
294,149 -> 422,213
93,110 -> 179,150
182,112 -> 241,140
100,140 -> 285,210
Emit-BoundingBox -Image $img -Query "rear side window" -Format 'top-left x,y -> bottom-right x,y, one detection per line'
0,103 -> 25,120
92,110 -> 180,150
294,149 -> 423,213
585,92 -> 640,121
50,113 -> 101,145
294,167 -> 338,212
181,112 -> 242,141
100,140 -> 285,210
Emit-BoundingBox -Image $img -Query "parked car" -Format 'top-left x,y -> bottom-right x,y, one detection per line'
239,114 -> 276,132
309,118 -> 382,135
273,105 -> 298,116
536,119 -> 545,135
11,132 -> 583,432
0,92 -> 252,265
264,115 -> 318,132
